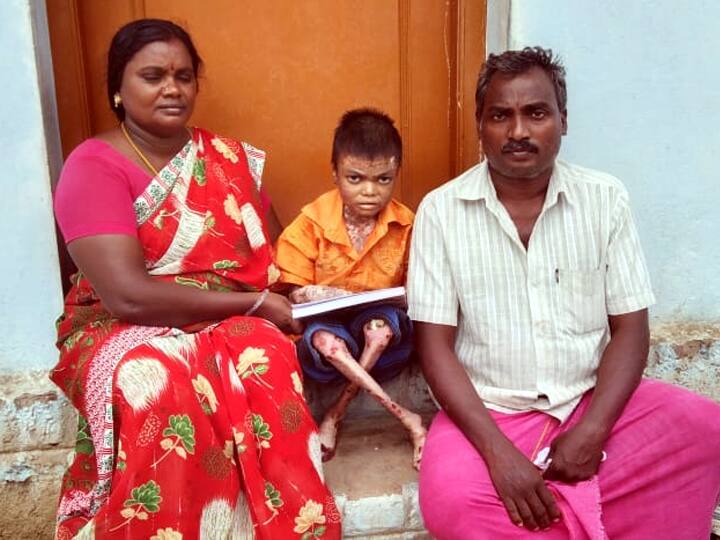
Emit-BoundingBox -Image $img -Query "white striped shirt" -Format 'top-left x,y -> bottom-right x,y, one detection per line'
408,159 -> 655,421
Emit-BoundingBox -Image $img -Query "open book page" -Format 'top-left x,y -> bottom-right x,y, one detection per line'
291,287 -> 406,319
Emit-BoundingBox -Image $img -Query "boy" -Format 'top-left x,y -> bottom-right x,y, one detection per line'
275,108 -> 425,468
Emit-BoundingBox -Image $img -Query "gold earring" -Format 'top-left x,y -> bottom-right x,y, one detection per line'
113,93 -> 122,108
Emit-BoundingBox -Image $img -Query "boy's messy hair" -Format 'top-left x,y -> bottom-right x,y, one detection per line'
331,108 -> 402,169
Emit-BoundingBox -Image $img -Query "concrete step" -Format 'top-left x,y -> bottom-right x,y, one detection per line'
305,362 -> 435,537
322,414 -> 432,539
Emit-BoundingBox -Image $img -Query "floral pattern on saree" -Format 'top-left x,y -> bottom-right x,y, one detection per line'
52,128 -> 340,539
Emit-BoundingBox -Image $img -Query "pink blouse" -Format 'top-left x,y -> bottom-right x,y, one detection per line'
54,139 -> 272,243
54,140 -> 152,243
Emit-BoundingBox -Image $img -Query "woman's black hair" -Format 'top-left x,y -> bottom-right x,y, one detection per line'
107,18 -> 203,120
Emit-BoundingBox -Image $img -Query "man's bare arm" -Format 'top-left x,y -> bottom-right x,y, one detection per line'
416,321 -> 561,531
544,309 -> 649,482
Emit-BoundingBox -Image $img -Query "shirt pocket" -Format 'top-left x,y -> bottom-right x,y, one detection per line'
557,268 -> 607,333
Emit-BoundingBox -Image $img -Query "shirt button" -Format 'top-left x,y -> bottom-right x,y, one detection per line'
536,321 -> 551,334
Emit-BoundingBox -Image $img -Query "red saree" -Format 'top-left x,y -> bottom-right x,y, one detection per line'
52,128 -> 341,539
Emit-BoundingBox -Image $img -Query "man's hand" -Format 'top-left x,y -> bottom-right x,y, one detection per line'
486,442 -> 562,531
543,422 -> 606,483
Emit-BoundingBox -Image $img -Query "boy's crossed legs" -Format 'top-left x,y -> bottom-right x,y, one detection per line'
299,306 -> 426,469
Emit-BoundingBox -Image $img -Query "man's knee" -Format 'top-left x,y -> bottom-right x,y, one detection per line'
632,379 -> 720,446
419,481 -> 469,538
419,470 -> 502,539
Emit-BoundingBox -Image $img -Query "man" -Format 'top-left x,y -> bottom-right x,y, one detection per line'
408,46 -> 720,539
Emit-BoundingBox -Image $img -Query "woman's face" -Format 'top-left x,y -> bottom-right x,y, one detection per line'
118,39 -> 197,137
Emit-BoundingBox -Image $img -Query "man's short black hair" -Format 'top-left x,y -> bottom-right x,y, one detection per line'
475,46 -> 567,122
331,108 -> 402,169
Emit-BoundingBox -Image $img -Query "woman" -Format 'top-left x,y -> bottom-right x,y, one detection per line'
52,19 -> 340,539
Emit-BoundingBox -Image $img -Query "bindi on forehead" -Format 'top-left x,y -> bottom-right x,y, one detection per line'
131,40 -> 191,67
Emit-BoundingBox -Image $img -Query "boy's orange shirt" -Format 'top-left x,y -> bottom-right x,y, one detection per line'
275,189 -> 414,292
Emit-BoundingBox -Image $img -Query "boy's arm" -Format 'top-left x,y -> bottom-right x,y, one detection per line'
275,214 -> 319,289
289,285 -> 352,304
275,214 -> 351,302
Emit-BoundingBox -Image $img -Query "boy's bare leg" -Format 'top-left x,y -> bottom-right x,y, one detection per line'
312,325 -> 426,469
317,319 -> 391,461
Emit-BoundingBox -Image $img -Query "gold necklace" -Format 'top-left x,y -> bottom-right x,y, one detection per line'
120,122 -> 160,176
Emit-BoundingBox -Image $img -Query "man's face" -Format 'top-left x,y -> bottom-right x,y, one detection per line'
478,66 -> 567,182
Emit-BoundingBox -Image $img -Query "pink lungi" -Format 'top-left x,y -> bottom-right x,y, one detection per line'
419,379 -> 720,539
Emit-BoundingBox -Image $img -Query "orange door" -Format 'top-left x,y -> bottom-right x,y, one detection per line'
47,0 -> 485,222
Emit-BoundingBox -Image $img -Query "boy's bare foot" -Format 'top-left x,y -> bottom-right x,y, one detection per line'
318,412 -> 340,461
406,411 -> 427,470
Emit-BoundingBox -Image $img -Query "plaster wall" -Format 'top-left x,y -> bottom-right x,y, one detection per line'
507,0 -> 720,321
0,0 -> 63,373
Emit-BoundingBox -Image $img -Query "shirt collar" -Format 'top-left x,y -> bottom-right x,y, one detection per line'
302,189 -> 412,246
455,159 -> 574,207
545,160 -> 574,207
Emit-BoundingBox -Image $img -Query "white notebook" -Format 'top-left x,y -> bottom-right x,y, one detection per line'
291,286 -> 406,320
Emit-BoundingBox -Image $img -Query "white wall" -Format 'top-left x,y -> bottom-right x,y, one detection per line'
506,0 -> 720,321
0,0 -> 63,372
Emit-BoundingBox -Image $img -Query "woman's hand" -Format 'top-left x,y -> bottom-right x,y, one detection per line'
254,292 -> 304,334
289,285 -> 351,304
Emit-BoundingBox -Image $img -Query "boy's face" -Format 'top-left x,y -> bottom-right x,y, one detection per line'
334,154 -> 399,219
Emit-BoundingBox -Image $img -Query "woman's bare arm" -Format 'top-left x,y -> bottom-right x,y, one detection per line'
68,234 -> 301,332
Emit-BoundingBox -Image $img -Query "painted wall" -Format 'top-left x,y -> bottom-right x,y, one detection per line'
0,0 -> 63,372
507,0 -> 720,321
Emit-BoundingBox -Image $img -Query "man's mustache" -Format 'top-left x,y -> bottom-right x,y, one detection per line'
502,140 -> 538,153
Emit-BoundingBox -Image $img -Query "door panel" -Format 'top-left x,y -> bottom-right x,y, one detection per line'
47,0 -> 486,223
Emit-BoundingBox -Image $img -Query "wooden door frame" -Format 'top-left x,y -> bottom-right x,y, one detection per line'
46,0 -> 495,184
44,0 -> 507,290
397,0 -> 487,207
